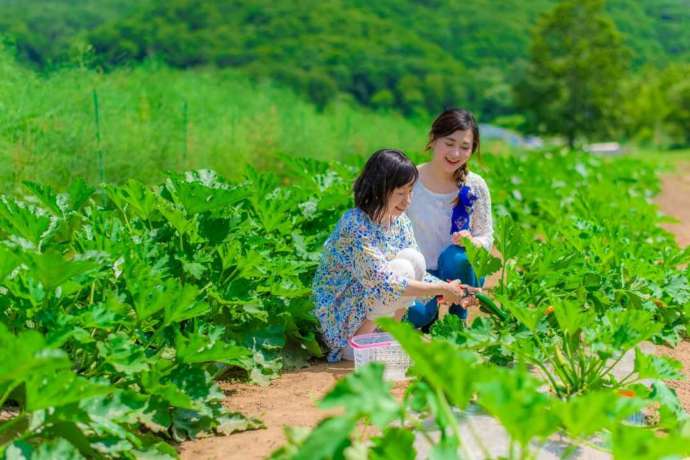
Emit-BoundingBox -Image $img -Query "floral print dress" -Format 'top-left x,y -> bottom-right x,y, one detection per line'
312,207 -> 437,362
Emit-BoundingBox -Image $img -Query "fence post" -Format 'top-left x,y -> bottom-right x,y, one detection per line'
182,99 -> 188,168
92,89 -> 105,183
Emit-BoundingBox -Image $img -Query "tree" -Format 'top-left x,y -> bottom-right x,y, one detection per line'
663,64 -> 690,146
619,63 -> 690,147
514,0 -> 630,147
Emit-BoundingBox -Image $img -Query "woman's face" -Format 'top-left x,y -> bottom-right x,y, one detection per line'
384,181 -> 415,219
430,129 -> 474,175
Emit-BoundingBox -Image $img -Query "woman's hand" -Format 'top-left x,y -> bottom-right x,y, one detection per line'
450,230 -> 471,246
451,230 -> 480,247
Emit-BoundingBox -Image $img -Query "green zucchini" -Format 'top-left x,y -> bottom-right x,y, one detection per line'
475,292 -> 508,321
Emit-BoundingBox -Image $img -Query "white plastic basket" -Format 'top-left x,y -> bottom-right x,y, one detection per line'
348,332 -> 411,381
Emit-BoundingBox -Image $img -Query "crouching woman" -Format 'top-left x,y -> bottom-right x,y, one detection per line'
312,149 -> 471,362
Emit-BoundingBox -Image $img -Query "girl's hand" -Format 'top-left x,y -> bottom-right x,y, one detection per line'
439,280 -> 471,305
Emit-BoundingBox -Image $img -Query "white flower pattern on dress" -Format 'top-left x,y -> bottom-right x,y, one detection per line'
312,208 -> 437,362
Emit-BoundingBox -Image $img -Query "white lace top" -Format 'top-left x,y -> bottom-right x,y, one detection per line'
406,171 -> 493,270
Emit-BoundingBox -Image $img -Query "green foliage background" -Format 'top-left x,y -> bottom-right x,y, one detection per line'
0,1 -> 689,457
0,47 -> 428,192
1,0 -> 688,133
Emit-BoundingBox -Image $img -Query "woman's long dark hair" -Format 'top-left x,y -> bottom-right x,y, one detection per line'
426,108 -> 480,186
354,149 -> 418,223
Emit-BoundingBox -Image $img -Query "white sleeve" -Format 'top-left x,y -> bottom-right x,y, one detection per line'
470,175 -> 494,251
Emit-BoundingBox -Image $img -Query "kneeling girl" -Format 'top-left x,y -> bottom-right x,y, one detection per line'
312,149 -> 470,362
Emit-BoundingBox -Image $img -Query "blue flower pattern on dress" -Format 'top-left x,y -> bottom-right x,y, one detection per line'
312,208 -> 433,362
450,185 -> 478,235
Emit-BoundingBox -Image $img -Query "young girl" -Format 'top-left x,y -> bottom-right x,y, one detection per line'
405,108 -> 493,328
312,149 -> 472,362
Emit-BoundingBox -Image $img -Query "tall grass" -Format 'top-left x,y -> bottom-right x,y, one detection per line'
0,49 -> 428,191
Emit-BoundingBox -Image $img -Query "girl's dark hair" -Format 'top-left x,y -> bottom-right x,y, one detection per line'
426,108 -> 480,186
354,149 -> 418,223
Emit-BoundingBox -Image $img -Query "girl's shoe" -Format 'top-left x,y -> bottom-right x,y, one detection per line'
342,344 -> 355,361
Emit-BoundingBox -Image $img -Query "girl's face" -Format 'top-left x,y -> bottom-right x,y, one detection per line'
384,181 -> 415,220
430,129 -> 474,175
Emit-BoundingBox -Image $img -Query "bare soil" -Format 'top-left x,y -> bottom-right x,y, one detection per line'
654,341 -> 690,413
179,361 -> 411,459
658,164 -> 690,248
654,163 -> 690,413
179,362 -> 353,460
180,163 -> 690,459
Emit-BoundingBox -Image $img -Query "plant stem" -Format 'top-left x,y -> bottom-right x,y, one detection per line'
92,89 -> 105,183
435,387 -> 472,460
0,383 -> 18,409
592,352 -> 627,387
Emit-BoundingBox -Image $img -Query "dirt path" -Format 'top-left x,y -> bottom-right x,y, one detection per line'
657,163 -> 690,247
180,361 -> 410,459
179,362 -> 353,460
654,162 -> 690,412
180,163 -> 690,459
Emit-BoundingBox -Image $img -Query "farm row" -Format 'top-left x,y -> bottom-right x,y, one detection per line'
0,150 -> 688,458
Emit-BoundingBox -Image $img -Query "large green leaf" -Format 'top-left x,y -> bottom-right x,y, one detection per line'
22,179 -> 93,216
612,424 -> 690,460
24,371 -> 111,412
215,412 -> 264,436
648,381 -> 689,430
105,180 -> 158,221
553,390 -> 644,438
0,197 -> 53,247
140,377 -> 196,411
290,416 -> 355,460
379,319 -> 479,410
165,170 -> 249,215
176,329 -> 252,368
461,237 -> 501,280
18,250 -> 100,292
22,182 -> 62,216
475,366 -> 560,446
4,439 -> 86,460
163,284 -> 210,325
633,348 -> 684,381
494,295 -> 542,332
96,332 -> 151,375
319,363 -> 400,429
665,274 -> 690,305
495,215 -> 525,262
66,178 -> 95,212
0,246 -> 19,282
0,325 -> 71,406
599,309 -> 660,350
369,427 -> 416,460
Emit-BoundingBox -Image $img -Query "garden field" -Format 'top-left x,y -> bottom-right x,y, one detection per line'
179,158 -> 690,460
1,144 -> 689,459
2,0 -> 690,457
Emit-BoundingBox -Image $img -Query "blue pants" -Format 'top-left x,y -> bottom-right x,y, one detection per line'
406,245 -> 483,329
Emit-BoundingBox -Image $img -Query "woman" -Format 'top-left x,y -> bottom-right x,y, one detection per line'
406,108 -> 493,329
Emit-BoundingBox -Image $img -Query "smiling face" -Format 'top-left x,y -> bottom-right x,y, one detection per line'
429,129 -> 474,175
384,181 -> 415,220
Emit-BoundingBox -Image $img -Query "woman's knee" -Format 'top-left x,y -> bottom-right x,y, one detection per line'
406,299 -> 438,328
437,245 -> 471,279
